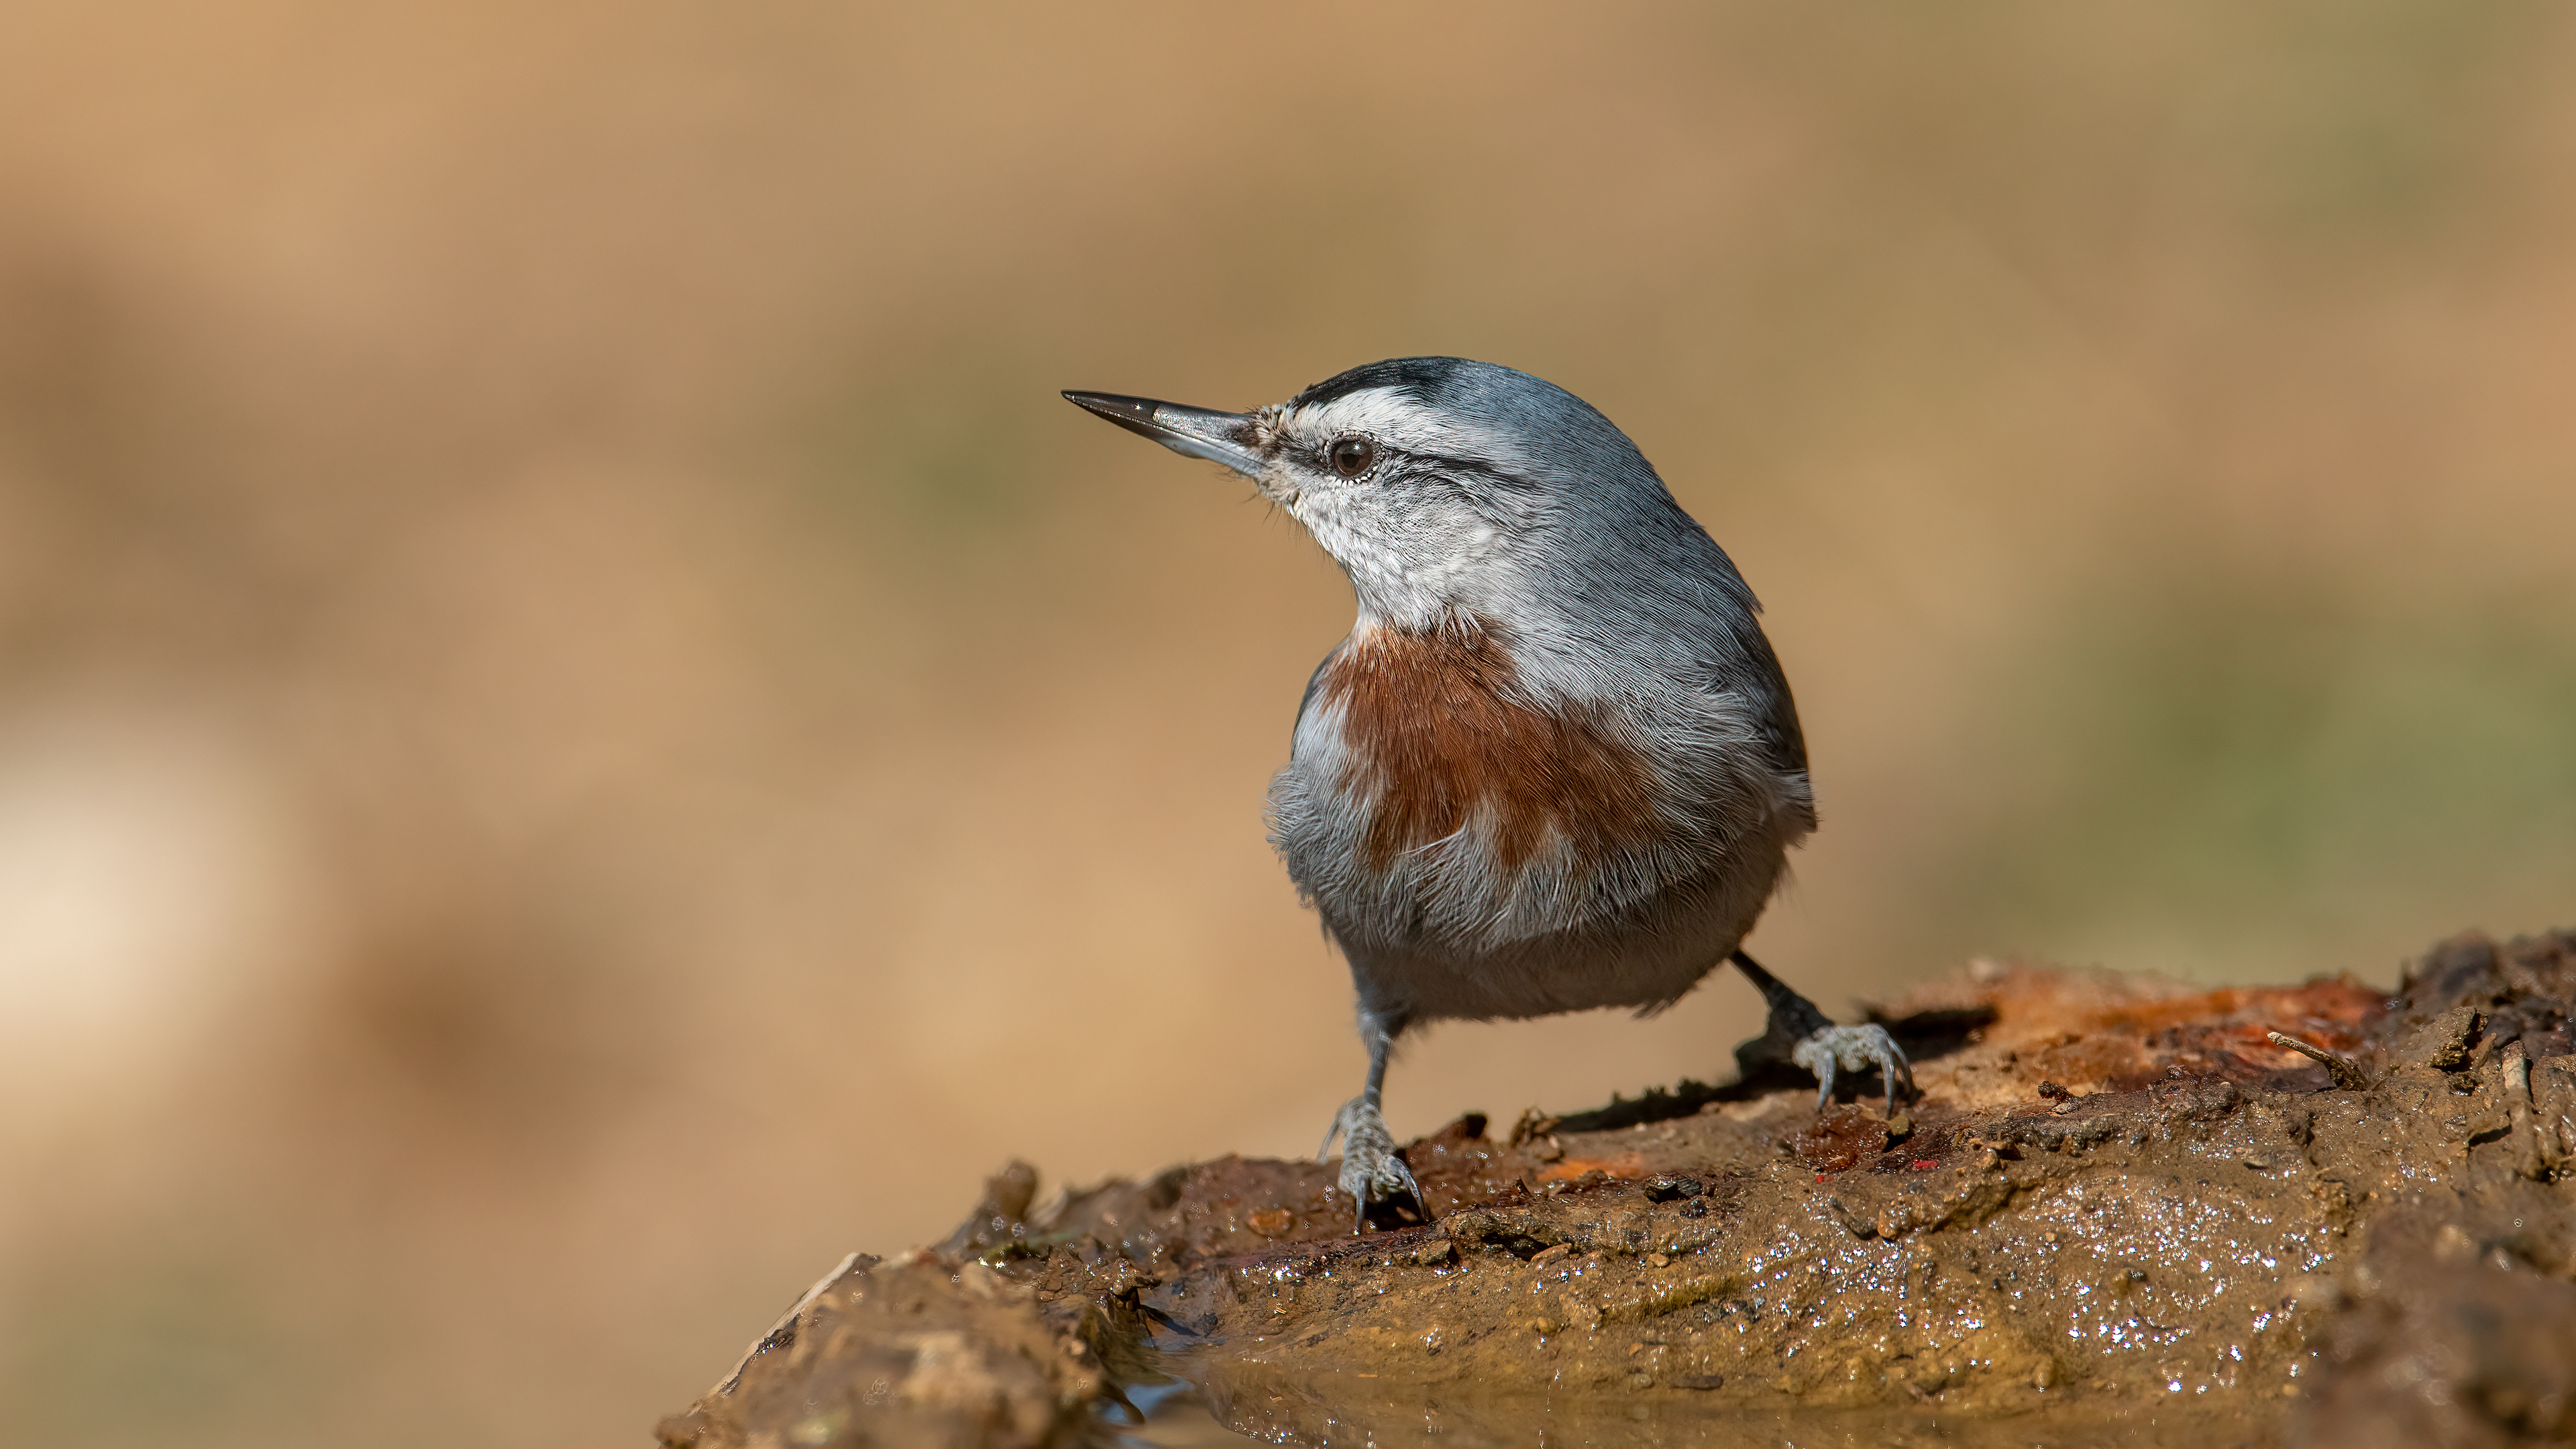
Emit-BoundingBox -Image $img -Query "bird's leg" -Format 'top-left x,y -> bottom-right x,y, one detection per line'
1729,950 -> 1915,1113
1318,1016 -> 1420,1233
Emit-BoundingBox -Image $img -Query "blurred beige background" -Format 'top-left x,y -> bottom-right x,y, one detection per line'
1,2 -> 2571,1442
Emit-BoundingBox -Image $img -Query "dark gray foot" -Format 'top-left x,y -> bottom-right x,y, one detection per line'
1729,949 -> 1915,1113
1319,1098 -> 1420,1232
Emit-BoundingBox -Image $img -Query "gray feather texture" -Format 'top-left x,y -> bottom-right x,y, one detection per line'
1064,356 -> 1890,1223
1244,358 -> 1814,1034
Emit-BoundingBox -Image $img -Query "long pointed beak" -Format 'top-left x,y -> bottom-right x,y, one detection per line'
1062,390 -> 1267,479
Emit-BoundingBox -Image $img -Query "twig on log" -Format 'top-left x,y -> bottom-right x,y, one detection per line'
2267,1031 -> 2371,1091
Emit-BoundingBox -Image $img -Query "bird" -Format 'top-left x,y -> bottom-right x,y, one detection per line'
1063,358 -> 1910,1229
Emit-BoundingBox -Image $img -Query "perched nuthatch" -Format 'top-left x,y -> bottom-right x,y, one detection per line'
1065,358 -> 1910,1228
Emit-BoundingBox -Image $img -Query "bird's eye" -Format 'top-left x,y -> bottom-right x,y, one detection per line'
1328,436 -> 1376,478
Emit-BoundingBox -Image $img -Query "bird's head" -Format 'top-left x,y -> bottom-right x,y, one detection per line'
1067,358 -> 1695,631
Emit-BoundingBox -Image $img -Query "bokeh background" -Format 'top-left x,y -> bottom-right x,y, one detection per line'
1,2 -> 2571,1442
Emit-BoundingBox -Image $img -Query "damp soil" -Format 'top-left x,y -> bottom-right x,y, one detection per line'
656,929 -> 2576,1448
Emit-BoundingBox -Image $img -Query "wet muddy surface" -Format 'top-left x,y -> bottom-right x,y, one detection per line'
656,930 -> 2576,1447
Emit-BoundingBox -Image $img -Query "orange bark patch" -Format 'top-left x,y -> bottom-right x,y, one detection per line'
1536,1153 -> 1647,1184
1317,617 -> 1660,873
2088,978 -> 2382,1046
1878,967 -> 2396,1108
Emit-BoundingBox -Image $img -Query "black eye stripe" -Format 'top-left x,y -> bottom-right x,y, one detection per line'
1301,441 -> 1524,492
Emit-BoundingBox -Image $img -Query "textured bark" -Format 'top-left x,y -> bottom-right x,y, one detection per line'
659,929 -> 2576,1448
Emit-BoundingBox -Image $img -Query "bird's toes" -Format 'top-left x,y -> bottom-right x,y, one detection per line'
1792,1023 -> 1915,1109
1330,1104 -> 1419,1217
1340,1151 -> 1414,1204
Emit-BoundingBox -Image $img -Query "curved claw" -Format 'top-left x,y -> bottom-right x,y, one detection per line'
1791,1024 -> 1915,1114
1322,1097 -> 1420,1233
